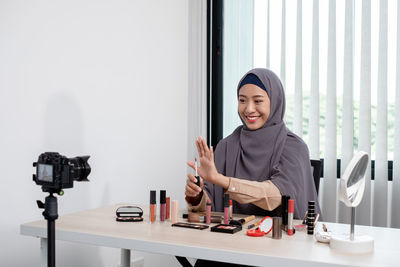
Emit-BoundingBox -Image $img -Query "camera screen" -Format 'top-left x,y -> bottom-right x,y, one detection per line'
37,164 -> 53,182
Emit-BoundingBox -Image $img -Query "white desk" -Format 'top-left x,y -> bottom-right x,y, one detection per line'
20,204 -> 400,266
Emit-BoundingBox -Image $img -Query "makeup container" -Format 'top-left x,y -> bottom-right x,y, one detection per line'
166,197 -> 170,220
281,195 -> 289,229
171,200 -> 178,224
206,199 -> 211,224
229,200 -> 233,219
272,217 -> 282,239
224,194 -> 230,224
287,199 -> 294,236
150,190 -> 156,223
307,201 -> 315,235
160,190 -> 166,222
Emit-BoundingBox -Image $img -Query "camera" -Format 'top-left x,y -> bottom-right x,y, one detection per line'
33,152 -> 91,193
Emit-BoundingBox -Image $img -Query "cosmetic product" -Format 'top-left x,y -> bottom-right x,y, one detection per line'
172,222 -> 209,230
150,190 -> 156,223
160,190 -> 166,222
206,199 -> 211,224
211,224 -> 242,234
287,199 -> 294,236
224,194 -> 230,224
272,217 -> 282,239
195,158 -> 200,187
307,201 -> 315,235
171,200 -> 179,224
229,200 -> 233,219
229,215 -> 255,226
247,221 -> 261,229
281,195 -> 289,228
246,216 -> 273,237
294,224 -> 307,231
166,197 -> 170,220
187,213 -> 222,223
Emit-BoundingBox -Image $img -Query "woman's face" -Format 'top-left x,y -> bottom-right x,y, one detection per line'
238,84 -> 271,130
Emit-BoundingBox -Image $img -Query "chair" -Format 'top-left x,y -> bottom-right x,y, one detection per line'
310,159 -> 322,195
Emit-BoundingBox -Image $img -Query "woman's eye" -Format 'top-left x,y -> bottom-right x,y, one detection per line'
255,100 -> 263,104
239,99 -> 246,103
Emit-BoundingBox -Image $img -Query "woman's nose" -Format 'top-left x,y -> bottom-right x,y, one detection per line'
246,102 -> 256,113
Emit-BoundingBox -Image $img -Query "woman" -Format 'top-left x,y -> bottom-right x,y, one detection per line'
185,68 -> 321,219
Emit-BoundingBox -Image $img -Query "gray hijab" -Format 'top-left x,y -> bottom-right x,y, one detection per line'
204,68 -> 321,218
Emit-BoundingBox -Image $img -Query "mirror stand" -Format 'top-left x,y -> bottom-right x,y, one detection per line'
350,207 -> 355,241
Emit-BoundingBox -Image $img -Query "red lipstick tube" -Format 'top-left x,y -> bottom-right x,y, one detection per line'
288,199 -> 294,236
160,190 -> 166,222
224,194 -> 230,224
150,190 -> 156,223
166,197 -> 170,220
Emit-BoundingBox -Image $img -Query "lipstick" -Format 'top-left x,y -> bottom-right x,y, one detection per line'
171,200 -> 178,224
288,199 -> 294,236
224,194 -> 230,224
160,190 -> 166,222
206,199 -> 211,224
150,190 -> 156,222
166,197 -> 170,220
195,158 -> 200,187
229,200 -> 233,219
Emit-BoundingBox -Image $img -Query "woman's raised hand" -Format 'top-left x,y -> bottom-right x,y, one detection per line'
193,136 -> 220,184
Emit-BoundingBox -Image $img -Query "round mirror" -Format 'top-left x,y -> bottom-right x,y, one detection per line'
330,151 -> 374,254
259,216 -> 273,234
338,151 -> 369,207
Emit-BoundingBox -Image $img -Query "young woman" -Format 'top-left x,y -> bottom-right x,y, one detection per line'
185,68 -> 321,219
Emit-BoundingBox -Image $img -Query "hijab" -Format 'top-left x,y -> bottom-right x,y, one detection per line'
204,68 -> 321,218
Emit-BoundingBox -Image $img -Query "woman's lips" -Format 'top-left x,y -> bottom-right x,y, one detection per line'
246,116 -> 259,123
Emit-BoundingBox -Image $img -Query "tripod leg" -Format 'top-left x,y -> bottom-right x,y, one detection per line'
40,237 -> 48,267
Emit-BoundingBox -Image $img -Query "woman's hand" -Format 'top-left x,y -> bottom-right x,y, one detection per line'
187,137 -> 230,189
185,172 -> 204,198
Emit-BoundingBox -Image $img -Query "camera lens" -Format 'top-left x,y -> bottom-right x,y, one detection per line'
68,156 -> 91,181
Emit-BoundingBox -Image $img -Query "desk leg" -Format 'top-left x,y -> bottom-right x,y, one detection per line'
121,249 -> 131,267
40,238 -> 47,267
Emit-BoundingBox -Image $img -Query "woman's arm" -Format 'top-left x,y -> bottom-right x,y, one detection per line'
187,137 -> 281,211
227,178 -> 282,211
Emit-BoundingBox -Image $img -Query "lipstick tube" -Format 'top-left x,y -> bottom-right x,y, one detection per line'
160,190 -> 166,222
288,199 -> 294,236
171,200 -> 178,224
206,199 -> 211,224
224,194 -> 229,224
166,197 -> 170,220
150,190 -> 156,223
229,200 -> 233,219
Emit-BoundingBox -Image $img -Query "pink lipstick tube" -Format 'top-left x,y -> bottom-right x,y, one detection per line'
160,190 -> 166,222
224,194 -> 230,224
206,199 -> 211,224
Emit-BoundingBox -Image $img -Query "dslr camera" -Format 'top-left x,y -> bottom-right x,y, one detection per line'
33,152 -> 91,193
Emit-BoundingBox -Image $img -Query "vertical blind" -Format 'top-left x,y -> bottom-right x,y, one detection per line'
222,0 -> 400,227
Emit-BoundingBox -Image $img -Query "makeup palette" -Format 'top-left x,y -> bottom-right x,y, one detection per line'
211,223 -> 242,234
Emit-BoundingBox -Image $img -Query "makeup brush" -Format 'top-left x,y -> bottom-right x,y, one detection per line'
187,213 -> 221,223
229,215 -> 255,226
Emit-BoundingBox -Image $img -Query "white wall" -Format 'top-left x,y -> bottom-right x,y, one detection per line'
0,0 -> 188,266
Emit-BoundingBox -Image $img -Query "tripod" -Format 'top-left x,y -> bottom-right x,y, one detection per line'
37,192 -> 59,267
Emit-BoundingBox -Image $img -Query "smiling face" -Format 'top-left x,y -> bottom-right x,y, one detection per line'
238,84 -> 271,130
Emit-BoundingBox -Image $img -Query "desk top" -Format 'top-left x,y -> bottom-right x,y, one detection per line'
20,204 -> 400,267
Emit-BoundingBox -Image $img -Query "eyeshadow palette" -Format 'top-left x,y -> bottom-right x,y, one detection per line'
210,223 -> 242,234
